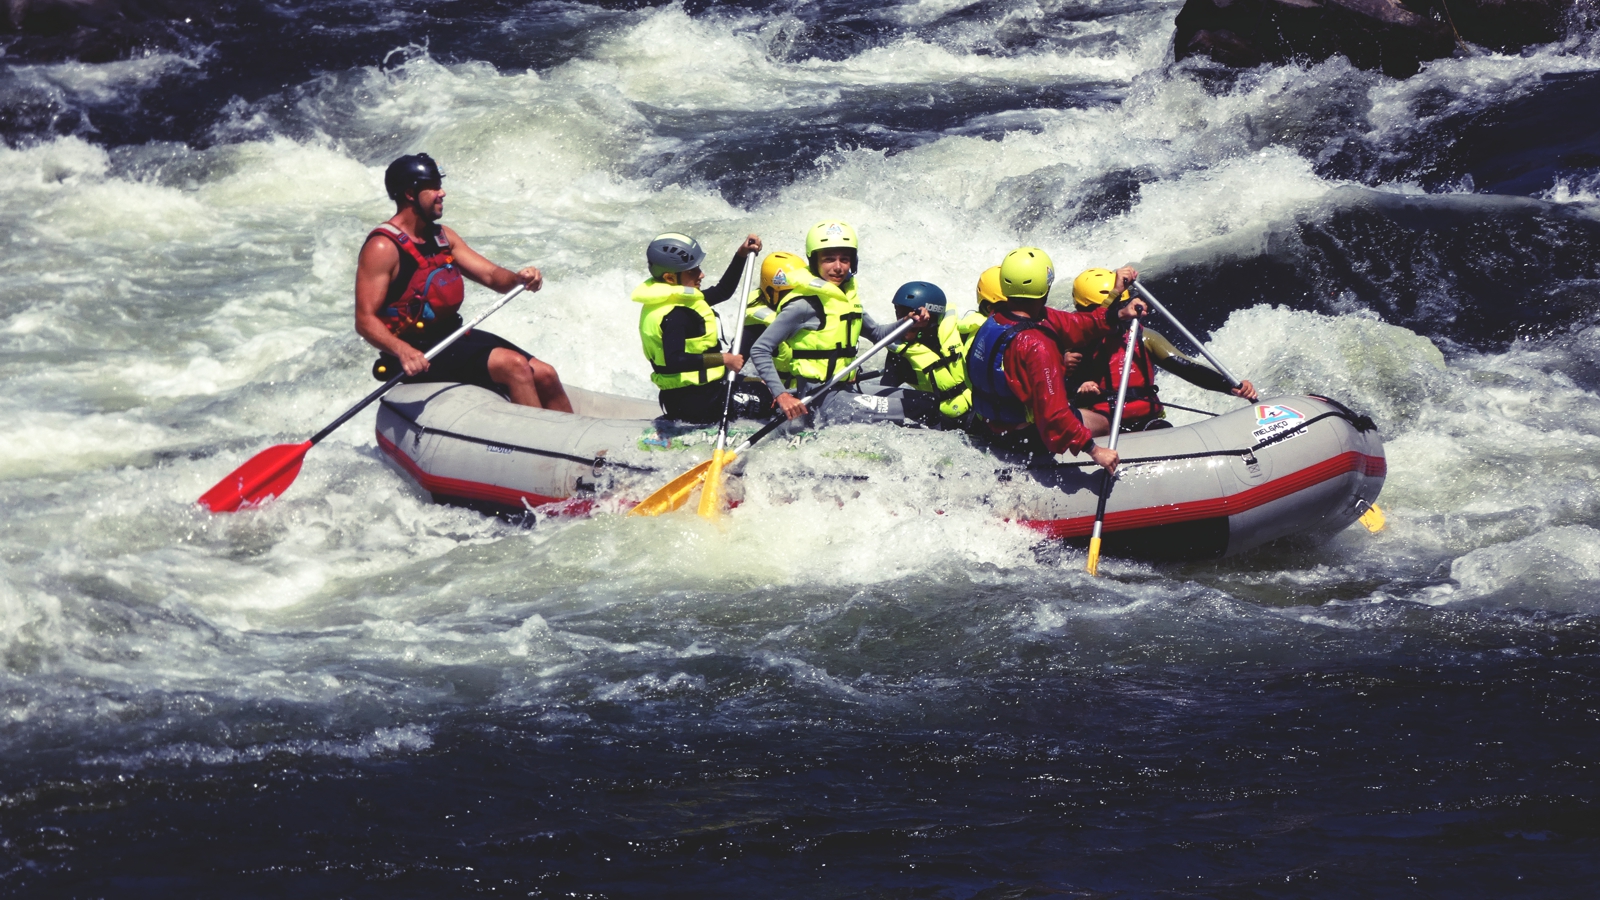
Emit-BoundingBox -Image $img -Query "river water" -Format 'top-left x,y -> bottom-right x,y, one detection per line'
3,0 -> 1599,895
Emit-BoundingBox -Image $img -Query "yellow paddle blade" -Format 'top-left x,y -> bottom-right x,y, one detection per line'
1086,537 -> 1102,576
629,459 -> 712,517
1359,502 -> 1387,533
697,449 -> 728,519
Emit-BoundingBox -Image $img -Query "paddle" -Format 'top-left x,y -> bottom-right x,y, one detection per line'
631,314 -> 919,517
197,282 -> 530,512
1128,281 -> 1243,390
1086,315 -> 1141,576
699,253 -> 760,519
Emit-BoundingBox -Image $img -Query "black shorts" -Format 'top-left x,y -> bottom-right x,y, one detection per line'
659,379 -> 773,425
373,329 -> 533,396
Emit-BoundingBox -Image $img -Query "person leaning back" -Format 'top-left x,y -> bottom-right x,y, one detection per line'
1068,266 -> 1257,435
965,247 -> 1147,473
355,153 -> 572,411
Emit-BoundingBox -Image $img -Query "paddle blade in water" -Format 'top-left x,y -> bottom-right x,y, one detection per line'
628,459 -> 712,517
1359,502 -> 1387,533
697,449 -> 728,519
196,440 -> 313,513
1086,536 -> 1103,576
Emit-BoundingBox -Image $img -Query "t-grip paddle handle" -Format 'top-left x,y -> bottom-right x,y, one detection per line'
1128,281 -> 1241,390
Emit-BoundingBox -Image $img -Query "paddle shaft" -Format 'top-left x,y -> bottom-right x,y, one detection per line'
696,253 -> 761,517
1129,281 -> 1241,389
725,315 -> 918,460
1088,317 -> 1141,571
309,282 -> 529,446
710,254 -> 759,454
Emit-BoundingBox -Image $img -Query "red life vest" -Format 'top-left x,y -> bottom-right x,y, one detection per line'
1085,331 -> 1162,421
366,222 -> 465,342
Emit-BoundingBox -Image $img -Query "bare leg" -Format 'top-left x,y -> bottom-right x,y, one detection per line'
1080,408 -> 1112,437
488,348 -> 543,408
529,357 -> 573,413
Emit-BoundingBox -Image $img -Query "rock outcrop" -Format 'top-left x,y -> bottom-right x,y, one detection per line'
1173,0 -> 1577,77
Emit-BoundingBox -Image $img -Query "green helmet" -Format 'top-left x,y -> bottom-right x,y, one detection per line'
998,247 -> 1055,300
805,220 -> 859,274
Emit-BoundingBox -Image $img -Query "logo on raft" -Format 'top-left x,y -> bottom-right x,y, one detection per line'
1251,404 -> 1304,443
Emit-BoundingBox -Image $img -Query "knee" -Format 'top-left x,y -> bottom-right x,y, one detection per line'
529,358 -> 562,390
489,350 -> 534,386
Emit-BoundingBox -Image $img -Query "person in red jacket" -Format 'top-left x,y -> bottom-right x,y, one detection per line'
965,247 -> 1146,473
1068,267 -> 1257,435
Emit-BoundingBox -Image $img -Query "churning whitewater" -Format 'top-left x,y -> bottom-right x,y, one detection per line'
2,0 -> 1598,895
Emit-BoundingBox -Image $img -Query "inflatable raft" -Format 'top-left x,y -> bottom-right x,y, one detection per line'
375,383 -> 1385,559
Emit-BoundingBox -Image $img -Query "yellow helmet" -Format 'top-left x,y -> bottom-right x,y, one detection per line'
976,265 -> 1004,310
1072,267 -> 1127,308
998,247 -> 1054,300
759,250 -> 807,306
805,220 -> 859,275
805,220 -> 858,256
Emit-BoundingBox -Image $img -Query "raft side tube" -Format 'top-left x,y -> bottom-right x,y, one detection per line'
1014,395 -> 1385,557
377,383 -> 664,514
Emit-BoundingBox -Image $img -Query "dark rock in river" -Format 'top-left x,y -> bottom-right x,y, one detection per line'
1442,0 -> 1577,53
1173,0 -> 1576,78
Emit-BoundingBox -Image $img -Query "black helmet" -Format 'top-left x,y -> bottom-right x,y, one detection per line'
385,153 -> 443,202
891,281 -> 947,316
647,232 -> 706,279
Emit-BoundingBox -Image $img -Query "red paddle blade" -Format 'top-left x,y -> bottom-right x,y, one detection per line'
197,440 -> 313,512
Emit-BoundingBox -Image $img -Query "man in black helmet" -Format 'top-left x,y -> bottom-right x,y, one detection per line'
355,153 -> 572,411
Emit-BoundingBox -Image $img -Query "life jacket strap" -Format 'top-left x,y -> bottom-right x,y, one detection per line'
651,361 -> 712,384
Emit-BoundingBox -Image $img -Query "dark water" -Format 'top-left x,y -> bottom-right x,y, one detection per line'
4,0 -> 1600,896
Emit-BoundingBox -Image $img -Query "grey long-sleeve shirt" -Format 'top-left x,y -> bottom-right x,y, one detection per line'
749,296 -> 896,398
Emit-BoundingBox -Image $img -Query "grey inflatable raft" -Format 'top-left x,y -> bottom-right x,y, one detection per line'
375,383 -> 1385,559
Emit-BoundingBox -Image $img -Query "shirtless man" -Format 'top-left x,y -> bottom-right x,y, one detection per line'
354,153 -> 571,411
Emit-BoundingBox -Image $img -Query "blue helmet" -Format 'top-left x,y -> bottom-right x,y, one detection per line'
891,281 -> 947,316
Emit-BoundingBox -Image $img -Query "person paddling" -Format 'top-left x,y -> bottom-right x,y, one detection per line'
1068,267 -> 1257,435
740,250 -> 806,359
632,231 -> 768,424
750,220 -> 930,423
965,247 -> 1147,473
878,281 -> 980,429
355,153 -> 572,411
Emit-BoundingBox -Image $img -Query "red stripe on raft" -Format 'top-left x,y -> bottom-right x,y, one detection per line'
378,432 -> 568,511
1021,451 -> 1384,539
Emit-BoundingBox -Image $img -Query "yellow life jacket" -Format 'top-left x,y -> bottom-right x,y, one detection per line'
743,290 -> 794,380
633,279 -> 724,390
956,310 -> 987,351
784,276 -> 862,386
891,312 -> 973,418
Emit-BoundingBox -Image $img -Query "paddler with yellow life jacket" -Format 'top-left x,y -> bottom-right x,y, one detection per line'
749,220 -> 931,425
356,153 -> 572,411
632,231 -> 769,424
964,247 -> 1148,473
738,251 -> 806,369
1068,267 -> 1258,435
877,281 -> 983,429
